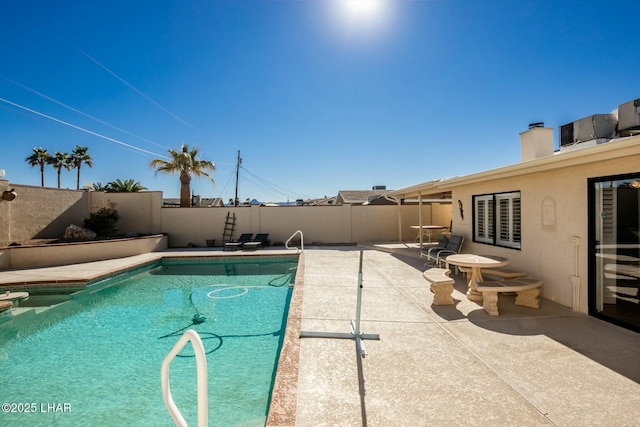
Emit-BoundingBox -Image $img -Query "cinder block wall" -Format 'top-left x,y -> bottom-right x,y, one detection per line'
0,184 -> 163,245
0,184 -> 89,244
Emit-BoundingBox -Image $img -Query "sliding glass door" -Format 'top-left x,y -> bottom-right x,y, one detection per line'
589,173 -> 640,332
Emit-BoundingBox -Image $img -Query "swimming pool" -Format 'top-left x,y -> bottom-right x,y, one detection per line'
0,257 -> 297,426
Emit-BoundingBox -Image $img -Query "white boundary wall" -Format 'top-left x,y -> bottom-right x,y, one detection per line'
161,203 -> 452,247
0,180 -> 450,248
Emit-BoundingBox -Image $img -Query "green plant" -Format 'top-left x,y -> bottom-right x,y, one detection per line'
70,145 -> 93,190
83,207 -> 120,237
106,178 -> 147,192
25,147 -> 52,187
149,143 -> 215,207
50,151 -> 72,189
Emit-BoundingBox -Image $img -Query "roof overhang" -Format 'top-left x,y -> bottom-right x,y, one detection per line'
390,135 -> 640,198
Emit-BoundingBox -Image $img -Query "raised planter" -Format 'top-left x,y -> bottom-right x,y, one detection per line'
0,234 -> 168,270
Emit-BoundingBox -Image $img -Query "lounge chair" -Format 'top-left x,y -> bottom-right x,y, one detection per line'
425,234 -> 464,267
421,234 -> 449,261
223,233 -> 253,251
243,233 -> 270,251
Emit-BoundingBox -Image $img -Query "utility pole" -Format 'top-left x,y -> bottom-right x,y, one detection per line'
234,150 -> 241,206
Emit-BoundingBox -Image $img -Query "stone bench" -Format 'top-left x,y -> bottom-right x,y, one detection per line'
476,278 -> 543,316
422,268 -> 455,305
459,266 -> 527,281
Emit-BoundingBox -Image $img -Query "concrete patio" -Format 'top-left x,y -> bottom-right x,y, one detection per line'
285,245 -> 640,426
1,245 -> 639,426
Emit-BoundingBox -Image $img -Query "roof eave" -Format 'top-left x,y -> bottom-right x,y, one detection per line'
390,136 -> 640,198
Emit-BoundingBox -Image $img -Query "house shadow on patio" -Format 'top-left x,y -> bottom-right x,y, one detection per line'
462,294 -> 640,384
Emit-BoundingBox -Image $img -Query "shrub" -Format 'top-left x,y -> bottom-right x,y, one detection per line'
83,207 -> 120,237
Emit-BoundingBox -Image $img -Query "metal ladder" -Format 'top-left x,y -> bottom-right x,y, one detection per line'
222,211 -> 236,243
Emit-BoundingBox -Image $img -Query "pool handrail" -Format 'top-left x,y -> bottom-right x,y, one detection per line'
161,329 -> 208,427
285,229 -> 304,253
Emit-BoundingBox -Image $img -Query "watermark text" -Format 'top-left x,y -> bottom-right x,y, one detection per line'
1,402 -> 72,413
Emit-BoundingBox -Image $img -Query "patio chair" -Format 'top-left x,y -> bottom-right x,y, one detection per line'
243,233 -> 270,251
421,234 -> 449,263
223,233 -> 253,251
426,234 -> 464,268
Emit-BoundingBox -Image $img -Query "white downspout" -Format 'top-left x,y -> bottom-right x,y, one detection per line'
571,236 -> 582,312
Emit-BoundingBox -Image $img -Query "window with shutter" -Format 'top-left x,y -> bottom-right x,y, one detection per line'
473,191 -> 521,249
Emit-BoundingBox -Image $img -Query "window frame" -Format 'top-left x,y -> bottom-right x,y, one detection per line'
472,191 -> 521,250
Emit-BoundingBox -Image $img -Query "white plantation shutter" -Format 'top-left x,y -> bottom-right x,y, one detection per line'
474,195 -> 494,244
495,192 -> 521,248
474,192 -> 521,249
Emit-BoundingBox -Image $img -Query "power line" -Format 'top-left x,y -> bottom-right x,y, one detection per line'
241,172 -> 290,200
2,75 -> 169,150
242,167 -> 311,199
0,96 -> 168,159
215,169 -> 236,201
75,46 -> 193,129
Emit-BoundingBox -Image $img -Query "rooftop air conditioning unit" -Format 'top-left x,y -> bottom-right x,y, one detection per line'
560,122 -> 574,147
617,98 -> 640,137
559,114 -> 617,147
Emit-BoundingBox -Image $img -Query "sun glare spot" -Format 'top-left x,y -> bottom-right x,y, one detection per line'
331,0 -> 391,30
341,0 -> 387,20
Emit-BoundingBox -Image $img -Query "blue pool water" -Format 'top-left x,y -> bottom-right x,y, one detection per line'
0,257 -> 297,426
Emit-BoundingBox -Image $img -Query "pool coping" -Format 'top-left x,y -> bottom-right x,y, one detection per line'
0,250 -> 300,289
266,251 -> 304,426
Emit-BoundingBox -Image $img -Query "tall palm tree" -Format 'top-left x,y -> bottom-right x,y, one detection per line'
149,143 -> 215,207
70,145 -> 93,190
51,151 -> 71,189
25,147 -> 52,187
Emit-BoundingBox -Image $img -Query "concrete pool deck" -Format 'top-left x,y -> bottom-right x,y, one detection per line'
1,245 -> 639,426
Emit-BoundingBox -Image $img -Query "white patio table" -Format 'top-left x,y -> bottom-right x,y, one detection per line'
410,225 -> 446,243
445,254 -> 510,301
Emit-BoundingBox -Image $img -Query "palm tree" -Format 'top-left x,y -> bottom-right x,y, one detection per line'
85,182 -> 109,191
70,145 -> 93,190
149,143 -> 215,207
25,147 -> 52,187
51,151 -> 71,189
106,179 -> 147,192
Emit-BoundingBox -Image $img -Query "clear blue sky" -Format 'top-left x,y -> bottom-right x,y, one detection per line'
2,0 -> 639,203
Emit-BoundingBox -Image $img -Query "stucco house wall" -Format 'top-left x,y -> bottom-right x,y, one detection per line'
440,138 -> 640,313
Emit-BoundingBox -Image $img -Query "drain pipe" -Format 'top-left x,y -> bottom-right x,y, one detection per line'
570,236 -> 582,312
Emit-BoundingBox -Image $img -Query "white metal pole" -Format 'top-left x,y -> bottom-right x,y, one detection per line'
355,251 -> 363,337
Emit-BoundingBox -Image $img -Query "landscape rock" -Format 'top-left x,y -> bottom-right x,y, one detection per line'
64,224 -> 97,241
